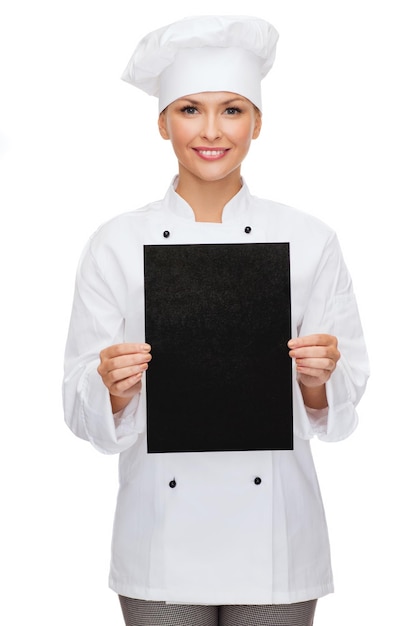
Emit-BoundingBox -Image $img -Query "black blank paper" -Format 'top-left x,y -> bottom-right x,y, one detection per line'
144,243 -> 293,453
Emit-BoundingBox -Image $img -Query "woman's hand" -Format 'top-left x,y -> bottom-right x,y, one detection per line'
288,334 -> 340,387
288,334 -> 340,409
97,343 -> 152,413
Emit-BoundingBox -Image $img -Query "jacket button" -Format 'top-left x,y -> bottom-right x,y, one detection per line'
254,477 -> 262,485
169,479 -> 176,488
244,226 -> 252,234
163,230 -> 170,238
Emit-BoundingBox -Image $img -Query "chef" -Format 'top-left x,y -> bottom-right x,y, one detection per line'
63,15 -> 369,626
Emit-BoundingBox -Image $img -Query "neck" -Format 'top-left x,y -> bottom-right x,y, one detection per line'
175,169 -> 242,223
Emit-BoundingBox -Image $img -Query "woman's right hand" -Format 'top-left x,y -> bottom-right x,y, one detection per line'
97,343 -> 152,413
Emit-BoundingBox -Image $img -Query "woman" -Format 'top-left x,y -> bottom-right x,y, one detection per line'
63,15 -> 369,626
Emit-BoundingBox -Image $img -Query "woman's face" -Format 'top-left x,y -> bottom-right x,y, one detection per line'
158,91 -> 262,185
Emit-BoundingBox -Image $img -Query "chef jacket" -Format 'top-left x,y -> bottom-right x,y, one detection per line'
63,178 -> 369,605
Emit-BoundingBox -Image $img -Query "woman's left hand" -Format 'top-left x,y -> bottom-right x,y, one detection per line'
288,334 -> 340,388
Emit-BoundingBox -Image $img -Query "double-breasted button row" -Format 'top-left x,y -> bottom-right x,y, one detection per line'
162,227 -> 252,238
168,476 -> 262,488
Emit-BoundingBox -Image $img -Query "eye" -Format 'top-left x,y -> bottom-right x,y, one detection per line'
224,107 -> 242,115
180,106 -> 198,115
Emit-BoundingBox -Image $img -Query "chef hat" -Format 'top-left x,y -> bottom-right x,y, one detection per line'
121,15 -> 279,112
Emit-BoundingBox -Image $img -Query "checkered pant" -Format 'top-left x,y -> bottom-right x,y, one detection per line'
119,597 -> 317,626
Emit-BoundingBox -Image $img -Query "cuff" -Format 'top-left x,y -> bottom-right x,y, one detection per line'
80,362 -> 143,453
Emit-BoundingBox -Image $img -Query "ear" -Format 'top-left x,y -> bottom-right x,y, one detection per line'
252,110 -> 262,140
158,111 -> 170,140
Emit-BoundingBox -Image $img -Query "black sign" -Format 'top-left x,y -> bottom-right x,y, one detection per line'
144,243 -> 293,453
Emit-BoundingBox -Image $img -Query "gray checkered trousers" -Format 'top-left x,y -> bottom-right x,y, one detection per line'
119,597 -> 317,626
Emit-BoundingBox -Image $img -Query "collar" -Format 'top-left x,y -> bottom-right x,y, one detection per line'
164,176 -> 251,223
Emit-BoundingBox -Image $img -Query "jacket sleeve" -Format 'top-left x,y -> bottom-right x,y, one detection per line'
62,240 -> 145,454
292,231 -> 370,442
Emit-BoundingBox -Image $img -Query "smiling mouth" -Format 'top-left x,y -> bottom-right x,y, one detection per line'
193,148 -> 229,159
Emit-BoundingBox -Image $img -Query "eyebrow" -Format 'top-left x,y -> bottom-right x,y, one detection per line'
178,96 -> 246,106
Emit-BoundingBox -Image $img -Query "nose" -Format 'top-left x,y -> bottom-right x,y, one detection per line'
201,113 -> 222,142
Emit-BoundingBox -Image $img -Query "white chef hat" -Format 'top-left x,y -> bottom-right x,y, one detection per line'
121,15 -> 279,112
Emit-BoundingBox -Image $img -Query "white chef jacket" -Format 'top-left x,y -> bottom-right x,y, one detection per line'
63,179 -> 369,605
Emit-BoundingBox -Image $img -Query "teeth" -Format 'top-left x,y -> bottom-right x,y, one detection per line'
198,150 -> 224,156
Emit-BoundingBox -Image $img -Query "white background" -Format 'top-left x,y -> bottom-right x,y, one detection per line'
1,0 -> 416,624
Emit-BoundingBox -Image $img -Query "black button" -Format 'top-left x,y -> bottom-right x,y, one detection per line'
169,480 -> 176,488
254,477 -> 262,485
244,226 -> 252,234
163,230 -> 170,238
